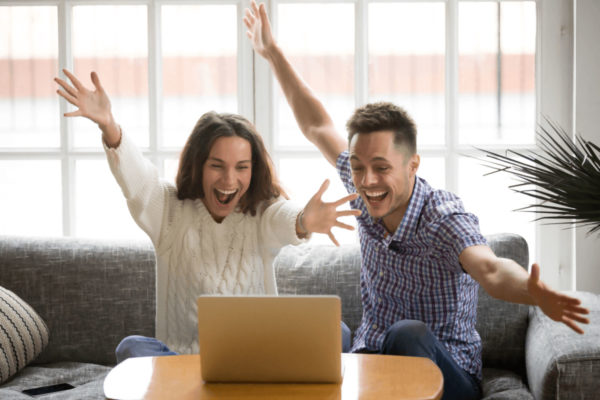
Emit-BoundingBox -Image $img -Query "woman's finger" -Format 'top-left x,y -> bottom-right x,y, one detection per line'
56,89 -> 78,106
561,316 -> 584,334
333,192 -> 359,207
336,209 -> 362,218
334,221 -> 355,231
64,110 -> 82,118
54,77 -> 78,97
565,304 -> 590,314
63,69 -> 85,91
327,231 -> 340,247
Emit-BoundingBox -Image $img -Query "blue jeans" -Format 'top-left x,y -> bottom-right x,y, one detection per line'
115,335 -> 177,364
342,320 -> 481,400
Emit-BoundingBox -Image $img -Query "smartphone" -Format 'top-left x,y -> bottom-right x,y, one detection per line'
22,383 -> 75,396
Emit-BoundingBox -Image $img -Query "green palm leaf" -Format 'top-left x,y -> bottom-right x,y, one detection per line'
476,119 -> 600,234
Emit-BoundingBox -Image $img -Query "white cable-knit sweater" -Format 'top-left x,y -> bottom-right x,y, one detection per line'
104,134 -> 305,354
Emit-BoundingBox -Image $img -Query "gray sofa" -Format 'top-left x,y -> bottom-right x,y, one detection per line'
0,233 -> 598,399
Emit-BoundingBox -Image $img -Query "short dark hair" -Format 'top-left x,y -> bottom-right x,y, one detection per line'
176,112 -> 284,216
346,102 -> 417,155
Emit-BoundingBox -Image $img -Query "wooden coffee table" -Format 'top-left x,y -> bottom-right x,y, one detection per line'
104,353 -> 443,399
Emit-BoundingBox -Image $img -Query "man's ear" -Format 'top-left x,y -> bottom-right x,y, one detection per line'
409,154 -> 420,176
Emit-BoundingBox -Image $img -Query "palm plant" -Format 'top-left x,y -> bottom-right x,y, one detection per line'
477,119 -> 600,234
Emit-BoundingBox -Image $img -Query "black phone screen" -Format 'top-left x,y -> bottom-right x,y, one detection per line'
22,383 -> 75,396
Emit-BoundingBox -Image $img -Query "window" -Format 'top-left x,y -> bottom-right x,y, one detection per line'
1,0 -> 536,259
269,0 -> 537,255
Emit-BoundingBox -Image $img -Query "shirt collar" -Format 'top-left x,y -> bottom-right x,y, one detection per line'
377,176 -> 426,245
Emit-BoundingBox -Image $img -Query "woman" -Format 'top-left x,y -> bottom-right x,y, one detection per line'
54,69 -> 360,362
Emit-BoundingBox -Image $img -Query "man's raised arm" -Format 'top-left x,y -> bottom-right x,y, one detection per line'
244,0 -> 346,167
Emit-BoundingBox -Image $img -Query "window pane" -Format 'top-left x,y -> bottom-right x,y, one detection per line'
161,5 -> 238,149
276,3 -> 354,149
417,157 -> 445,191
75,160 -> 146,240
369,3 -> 445,146
457,157 -> 535,262
0,6 -> 59,148
458,1 -> 536,145
72,6 -> 149,148
0,160 -> 62,236
278,157 -> 358,245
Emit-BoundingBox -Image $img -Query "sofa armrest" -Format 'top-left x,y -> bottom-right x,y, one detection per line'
525,291 -> 600,400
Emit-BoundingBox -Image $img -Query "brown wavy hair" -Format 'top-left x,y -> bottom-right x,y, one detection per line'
176,112 -> 285,215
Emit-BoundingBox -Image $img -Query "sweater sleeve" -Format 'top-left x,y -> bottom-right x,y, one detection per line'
258,197 -> 307,252
103,132 -> 173,247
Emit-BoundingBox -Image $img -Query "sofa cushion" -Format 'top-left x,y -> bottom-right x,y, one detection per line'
275,243 -> 362,332
526,291 -> 600,400
0,286 -> 49,385
0,362 -> 110,399
477,233 -> 530,374
481,368 -> 534,399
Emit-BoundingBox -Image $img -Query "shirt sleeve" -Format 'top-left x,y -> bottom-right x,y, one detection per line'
426,191 -> 487,274
258,197 -> 308,252
104,132 -> 174,247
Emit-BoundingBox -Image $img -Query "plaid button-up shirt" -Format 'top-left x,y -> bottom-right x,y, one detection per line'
337,151 -> 487,379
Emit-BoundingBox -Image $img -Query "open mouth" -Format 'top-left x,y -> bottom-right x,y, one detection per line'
364,190 -> 388,202
214,188 -> 238,205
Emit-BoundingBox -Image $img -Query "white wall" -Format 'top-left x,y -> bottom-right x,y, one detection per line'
575,0 -> 600,294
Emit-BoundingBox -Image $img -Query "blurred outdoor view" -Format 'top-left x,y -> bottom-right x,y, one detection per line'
0,1 -> 535,257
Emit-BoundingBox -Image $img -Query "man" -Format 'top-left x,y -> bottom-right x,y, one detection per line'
243,2 -> 590,399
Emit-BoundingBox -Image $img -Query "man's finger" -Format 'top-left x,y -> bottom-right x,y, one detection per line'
565,304 -> 590,315
333,192 -> 359,207
251,0 -> 259,15
564,311 -> 590,324
54,77 -> 78,97
529,263 -> 540,283
328,231 -> 340,247
334,221 -> 355,231
56,89 -> 78,106
63,69 -> 84,90
562,316 -> 585,334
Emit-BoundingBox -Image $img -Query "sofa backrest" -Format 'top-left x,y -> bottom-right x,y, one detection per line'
477,233 -> 530,375
275,233 -> 531,373
0,236 -> 156,365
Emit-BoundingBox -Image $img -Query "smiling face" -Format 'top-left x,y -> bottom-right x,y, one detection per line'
201,136 -> 253,222
349,130 -> 420,233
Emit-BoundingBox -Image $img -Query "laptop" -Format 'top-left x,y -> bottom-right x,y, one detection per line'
196,295 -> 342,383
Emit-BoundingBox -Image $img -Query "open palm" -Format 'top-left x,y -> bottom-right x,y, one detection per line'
55,69 -> 113,128
527,263 -> 590,334
243,0 -> 275,58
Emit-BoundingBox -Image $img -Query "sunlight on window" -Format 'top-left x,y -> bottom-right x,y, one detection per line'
0,6 -> 59,148
458,1 -> 536,145
368,3 -> 445,146
275,3 -> 355,149
161,5 -> 238,149
71,5 -> 149,148
0,160 -> 62,236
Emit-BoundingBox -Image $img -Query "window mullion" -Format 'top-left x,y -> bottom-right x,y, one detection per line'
445,0 -> 459,194
148,0 -> 161,170
238,0 -> 255,123
58,0 -> 74,236
355,0 -> 367,110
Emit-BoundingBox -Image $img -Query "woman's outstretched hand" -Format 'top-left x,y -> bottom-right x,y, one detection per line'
300,179 -> 362,246
55,69 -> 120,146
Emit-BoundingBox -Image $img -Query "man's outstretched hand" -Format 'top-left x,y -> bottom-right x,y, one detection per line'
527,263 -> 590,334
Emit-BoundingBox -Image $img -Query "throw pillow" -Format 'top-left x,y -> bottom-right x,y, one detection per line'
0,286 -> 49,384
